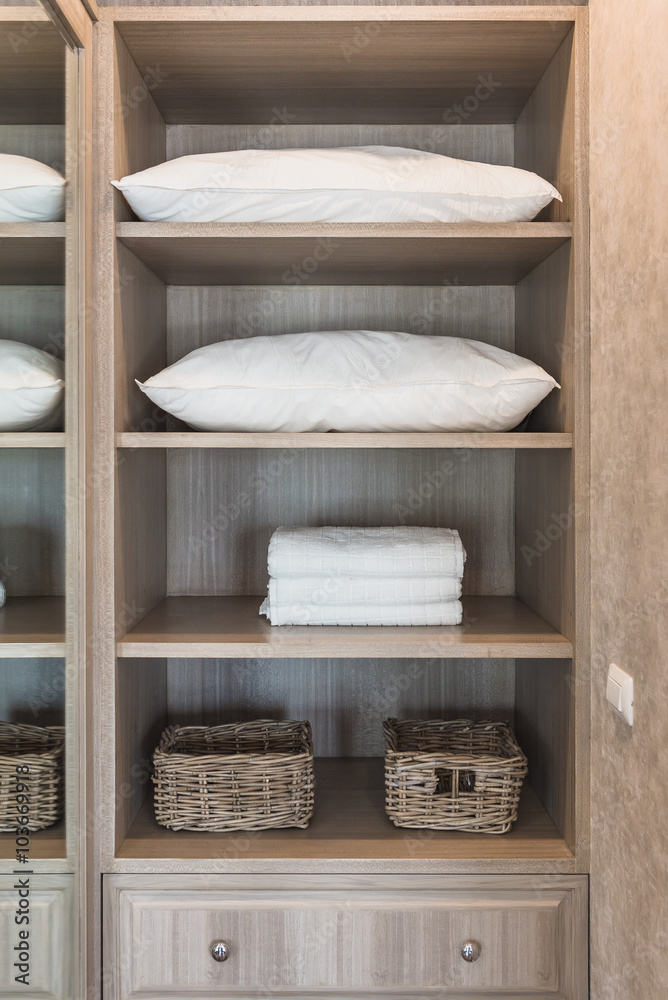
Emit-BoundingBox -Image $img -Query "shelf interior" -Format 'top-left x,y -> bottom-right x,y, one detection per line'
0,597 -> 66,654
0,17 -> 65,125
117,223 -> 571,286
0,819 -> 66,862
0,226 -> 65,284
116,19 -> 572,125
118,758 -> 573,865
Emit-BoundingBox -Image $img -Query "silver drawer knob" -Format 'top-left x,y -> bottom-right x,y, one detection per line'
211,941 -> 230,962
461,940 -> 481,963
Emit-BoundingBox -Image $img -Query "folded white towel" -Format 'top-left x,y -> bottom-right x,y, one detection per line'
269,575 -> 462,607
267,526 -> 466,580
260,597 -> 463,627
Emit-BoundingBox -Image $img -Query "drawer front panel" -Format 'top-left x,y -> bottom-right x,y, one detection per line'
0,874 -> 73,999
106,878 -> 587,999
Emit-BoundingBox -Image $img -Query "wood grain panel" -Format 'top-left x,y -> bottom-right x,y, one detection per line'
0,449 -> 65,596
0,433 -> 65,448
167,123 -> 514,165
0,285 -> 65,355
116,241 -> 166,432
117,223 -> 571,285
116,19 -> 572,124
166,657 -> 515,756
516,658 -> 575,850
165,449 -> 514,597
115,657 -> 167,848
0,124 -> 65,171
118,596 -> 571,660
113,29 -> 166,220
515,449 -> 574,640
515,28 -> 576,222
0,227 -> 65,284
119,432 -> 573,450
0,19 -> 65,125
166,284 -> 513,357
117,764 -> 572,865
116,447 -> 166,633
0,655 -> 64,724
516,242 -> 573,434
0,597 -> 65,655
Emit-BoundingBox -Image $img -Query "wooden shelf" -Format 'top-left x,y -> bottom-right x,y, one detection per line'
0,433 -> 65,449
117,222 -> 571,286
117,595 -> 571,659
0,224 -> 65,284
0,597 -> 65,657
117,759 -> 573,871
116,17 -> 572,125
118,432 -> 572,450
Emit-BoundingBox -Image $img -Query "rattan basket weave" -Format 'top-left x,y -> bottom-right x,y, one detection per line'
152,719 -> 315,832
384,718 -> 528,834
0,723 -> 65,832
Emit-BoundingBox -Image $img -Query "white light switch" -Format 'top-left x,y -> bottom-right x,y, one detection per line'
606,663 -> 634,726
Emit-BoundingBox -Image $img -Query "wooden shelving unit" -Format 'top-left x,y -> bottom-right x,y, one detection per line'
92,3 -> 589,898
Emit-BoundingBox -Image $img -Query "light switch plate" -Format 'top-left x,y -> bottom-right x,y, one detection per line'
606,663 -> 634,726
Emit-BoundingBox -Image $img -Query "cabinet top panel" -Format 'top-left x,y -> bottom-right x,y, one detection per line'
115,17 -> 574,124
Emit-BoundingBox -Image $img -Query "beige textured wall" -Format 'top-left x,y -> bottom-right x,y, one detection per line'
589,1 -> 668,996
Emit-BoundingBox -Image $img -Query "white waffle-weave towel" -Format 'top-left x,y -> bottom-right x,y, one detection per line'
260,597 -> 463,627
267,526 -> 465,580
268,575 -> 462,607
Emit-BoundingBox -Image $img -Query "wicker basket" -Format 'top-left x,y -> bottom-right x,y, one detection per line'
384,718 -> 528,834
0,723 -> 65,832
152,719 -> 315,832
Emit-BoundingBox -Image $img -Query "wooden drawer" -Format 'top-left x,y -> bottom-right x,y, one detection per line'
0,874 -> 73,999
104,875 -> 587,999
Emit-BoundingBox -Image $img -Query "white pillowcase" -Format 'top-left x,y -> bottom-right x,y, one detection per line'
137,331 -> 558,433
112,146 -> 561,224
0,155 -> 66,223
0,340 -> 65,431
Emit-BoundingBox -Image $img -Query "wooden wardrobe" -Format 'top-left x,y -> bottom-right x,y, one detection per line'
1,3 -> 593,997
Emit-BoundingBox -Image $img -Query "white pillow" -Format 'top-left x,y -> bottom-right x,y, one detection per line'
112,146 -> 561,224
0,340 -> 65,431
0,155 -> 66,223
137,331 -> 558,433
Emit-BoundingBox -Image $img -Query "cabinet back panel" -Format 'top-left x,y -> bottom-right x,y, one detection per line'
0,657 -> 64,726
0,286 -> 65,357
167,285 -> 515,360
0,125 -> 65,172
166,449 -> 514,597
0,450 -> 65,596
166,124 -> 514,165
165,657 -> 515,757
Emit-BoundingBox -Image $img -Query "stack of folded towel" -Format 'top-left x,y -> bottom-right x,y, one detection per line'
259,526 -> 466,626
